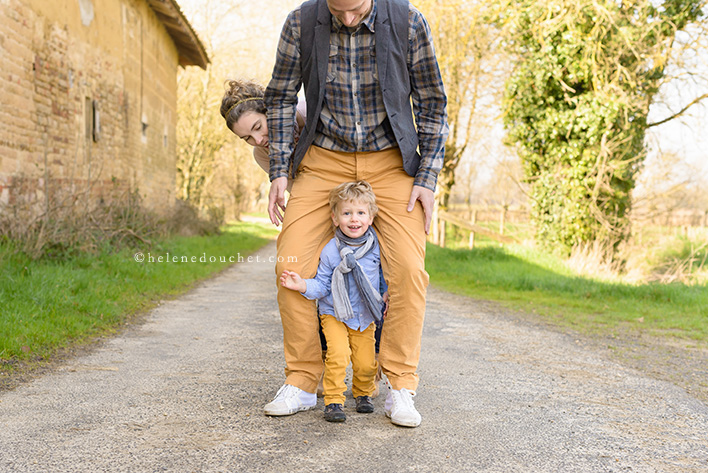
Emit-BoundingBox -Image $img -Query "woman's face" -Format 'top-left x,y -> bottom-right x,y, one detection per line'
231,111 -> 268,148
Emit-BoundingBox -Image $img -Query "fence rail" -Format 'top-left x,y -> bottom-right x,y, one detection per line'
437,210 -> 518,248
434,204 -> 708,249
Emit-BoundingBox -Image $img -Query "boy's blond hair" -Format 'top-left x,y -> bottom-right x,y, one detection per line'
329,181 -> 378,219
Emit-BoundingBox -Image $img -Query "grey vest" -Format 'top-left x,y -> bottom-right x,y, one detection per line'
293,0 -> 420,178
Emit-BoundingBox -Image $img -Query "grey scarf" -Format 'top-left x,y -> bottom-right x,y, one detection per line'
331,227 -> 383,323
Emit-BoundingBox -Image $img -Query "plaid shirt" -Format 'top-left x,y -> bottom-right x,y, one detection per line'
267,0 -> 448,190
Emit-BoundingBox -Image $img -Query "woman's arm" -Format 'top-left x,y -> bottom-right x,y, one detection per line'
294,99 -> 307,139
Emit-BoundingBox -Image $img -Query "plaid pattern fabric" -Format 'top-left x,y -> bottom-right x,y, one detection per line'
267,0 -> 448,190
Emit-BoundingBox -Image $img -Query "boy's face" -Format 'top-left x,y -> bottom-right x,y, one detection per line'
332,199 -> 374,239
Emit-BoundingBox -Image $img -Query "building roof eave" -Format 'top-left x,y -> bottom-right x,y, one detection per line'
145,0 -> 210,70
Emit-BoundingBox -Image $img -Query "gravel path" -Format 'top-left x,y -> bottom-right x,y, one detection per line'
1,242 -> 707,472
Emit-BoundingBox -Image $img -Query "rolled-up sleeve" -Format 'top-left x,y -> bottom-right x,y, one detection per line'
408,7 -> 449,191
264,8 -> 303,181
302,249 -> 335,301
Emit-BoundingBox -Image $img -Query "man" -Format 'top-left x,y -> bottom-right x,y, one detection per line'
263,0 -> 448,428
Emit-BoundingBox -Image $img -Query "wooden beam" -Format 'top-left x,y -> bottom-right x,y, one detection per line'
145,0 -> 209,69
438,210 -> 517,245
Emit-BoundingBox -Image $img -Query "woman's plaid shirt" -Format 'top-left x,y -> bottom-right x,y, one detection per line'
266,1 -> 448,191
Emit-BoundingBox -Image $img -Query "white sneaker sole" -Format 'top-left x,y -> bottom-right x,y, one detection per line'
264,403 -> 316,417
385,410 -> 421,427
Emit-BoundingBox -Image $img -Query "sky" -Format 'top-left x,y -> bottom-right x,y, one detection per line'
645,25 -> 708,182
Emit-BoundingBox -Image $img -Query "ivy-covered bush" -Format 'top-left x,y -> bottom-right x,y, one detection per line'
502,0 -> 704,256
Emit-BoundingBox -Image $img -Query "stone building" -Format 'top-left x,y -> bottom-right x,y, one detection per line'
0,0 -> 208,211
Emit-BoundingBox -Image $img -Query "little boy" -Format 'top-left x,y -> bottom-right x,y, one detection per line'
280,181 -> 387,422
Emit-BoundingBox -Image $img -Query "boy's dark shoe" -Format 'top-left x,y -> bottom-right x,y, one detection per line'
355,396 -> 375,413
324,403 -> 346,422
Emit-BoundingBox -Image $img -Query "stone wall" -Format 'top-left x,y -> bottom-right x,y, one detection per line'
0,0 -> 180,211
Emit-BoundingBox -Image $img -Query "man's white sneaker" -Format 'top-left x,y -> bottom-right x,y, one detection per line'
384,381 -> 422,427
264,384 -> 317,416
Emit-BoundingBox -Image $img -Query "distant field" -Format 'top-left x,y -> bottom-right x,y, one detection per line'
427,217 -> 708,342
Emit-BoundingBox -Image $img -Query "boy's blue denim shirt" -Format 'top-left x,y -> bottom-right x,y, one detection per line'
302,236 -> 387,331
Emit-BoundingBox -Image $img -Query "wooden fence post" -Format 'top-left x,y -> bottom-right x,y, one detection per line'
440,218 -> 446,248
431,205 -> 439,245
500,207 -> 506,236
469,210 -> 477,249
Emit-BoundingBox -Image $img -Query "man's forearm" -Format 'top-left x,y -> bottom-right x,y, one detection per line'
414,129 -> 447,191
265,103 -> 297,181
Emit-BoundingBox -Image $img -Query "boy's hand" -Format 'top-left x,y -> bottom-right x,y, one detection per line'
382,291 -> 389,318
280,270 -> 306,293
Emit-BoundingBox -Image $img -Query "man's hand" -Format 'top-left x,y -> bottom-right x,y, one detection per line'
407,185 -> 435,235
280,270 -> 306,293
268,177 -> 289,226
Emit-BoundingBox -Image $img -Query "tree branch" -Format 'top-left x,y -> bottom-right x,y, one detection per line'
647,93 -> 708,128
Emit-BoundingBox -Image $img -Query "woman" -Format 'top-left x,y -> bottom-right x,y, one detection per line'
219,79 -> 306,190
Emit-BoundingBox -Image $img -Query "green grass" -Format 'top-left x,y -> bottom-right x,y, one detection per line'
4,212 -> 704,370
0,221 -> 278,364
426,242 -> 708,341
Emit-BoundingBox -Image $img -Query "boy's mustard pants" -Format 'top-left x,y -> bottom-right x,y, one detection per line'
275,145 -> 428,393
319,314 -> 377,405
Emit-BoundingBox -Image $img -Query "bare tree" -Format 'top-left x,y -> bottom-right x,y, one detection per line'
419,1 -> 508,207
176,0 -> 299,219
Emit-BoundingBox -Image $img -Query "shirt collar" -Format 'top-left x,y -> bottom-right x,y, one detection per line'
331,0 -> 377,33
